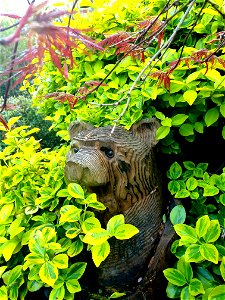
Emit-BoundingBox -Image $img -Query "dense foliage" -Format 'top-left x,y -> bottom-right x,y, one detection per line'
0,119 -> 137,299
0,0 -> 225,299
0,96 -> 61,150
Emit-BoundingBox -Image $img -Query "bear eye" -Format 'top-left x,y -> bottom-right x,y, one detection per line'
101,147 -> 114,158
72,147 -> 79,154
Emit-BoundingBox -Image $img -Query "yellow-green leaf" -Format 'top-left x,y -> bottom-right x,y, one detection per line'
185,245 -> 203,263
88,201 -> 106,210
189,278 -> 205,296
107,214 -> 125,235
0,204 -> 14,225
208,285 -> 225,300
114,224 -> 139,240
186,70 -> 201,84
220,257 -> 225,281
59,205 -> 82,224
25,253 -> 45,265
156,126 -> 170,140
92,241 -> 110,267
202,68 -> 221,82
66,279 -> 81,293
67,239 -> 83,257
83,228 -> 110,245
204,220 -> 220,243
109,292 -> 127,298
39,262 -> 58,287
163,268 -> 186,286
0,285 -> 7,300
200,244 -> 218,264
68,183 -> 85,199
0,266 -> 7,278
174,224 -> 198,244
202,7 -> 220,16
66,228 -> 80,239
183,90 -> 197,105
205,107 -> 220,127
49,286 -> 65,300
2,238 -> 20,262
82,217 -> 101,234
196,215 -> 210,238
52,254 -> 68,269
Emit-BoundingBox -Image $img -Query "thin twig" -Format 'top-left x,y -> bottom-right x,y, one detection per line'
207,0 -> 225,18
86,0 -> 193,101
0,42 -> 19,113
142,0 -> 205,81
110,0 -> 197,133
67,0 -> 79,33
86,0 -> 185,100
165,0 -> 207,73
0,0 -> 34,112
0,22 -> 20,32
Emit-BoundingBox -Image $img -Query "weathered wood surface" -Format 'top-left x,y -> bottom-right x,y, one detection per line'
65,119 -> 174,297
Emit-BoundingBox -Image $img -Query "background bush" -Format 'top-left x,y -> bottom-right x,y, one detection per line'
0,96 -> 61,150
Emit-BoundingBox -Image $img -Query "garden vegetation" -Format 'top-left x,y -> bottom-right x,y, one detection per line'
0,0 -> 225,299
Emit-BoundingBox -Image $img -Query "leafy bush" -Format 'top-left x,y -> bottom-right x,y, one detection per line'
27,0 -> 225,155
0,119 -> 138,299
0,96 -> 61,150
1,0 -> 225,299
164,161 -> 225,299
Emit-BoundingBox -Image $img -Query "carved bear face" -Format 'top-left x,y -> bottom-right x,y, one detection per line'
65,119 -> 160,216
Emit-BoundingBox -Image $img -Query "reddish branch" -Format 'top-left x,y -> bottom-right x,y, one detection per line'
0,1 -> 102,118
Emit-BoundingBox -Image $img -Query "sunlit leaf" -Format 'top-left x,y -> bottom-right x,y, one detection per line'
39,262 -> 58,287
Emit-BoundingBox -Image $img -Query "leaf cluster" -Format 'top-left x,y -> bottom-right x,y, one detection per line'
165,161 -> 225,299
0,119 -> 138,299
25,0 -> 225,154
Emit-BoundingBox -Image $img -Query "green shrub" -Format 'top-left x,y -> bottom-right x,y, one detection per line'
0,118 -> 138,299
26,0 -> 225,155
164,161 -> 225,299
0,96 -> 61,150
2,0 -> 225,299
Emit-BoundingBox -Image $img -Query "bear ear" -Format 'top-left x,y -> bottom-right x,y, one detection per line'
130,118 -> 160,147
68,121 -> 95,140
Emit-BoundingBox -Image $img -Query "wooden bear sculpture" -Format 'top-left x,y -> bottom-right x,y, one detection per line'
65,119 -> 164,291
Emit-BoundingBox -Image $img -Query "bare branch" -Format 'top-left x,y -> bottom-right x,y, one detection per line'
108,0 -> 197,132
85,0 -> 195,100
0,41 -> 19,113
207,0 -> 225,18
0,22 -> 20,32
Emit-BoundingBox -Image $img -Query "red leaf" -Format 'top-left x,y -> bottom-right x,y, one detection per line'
0,13 -> 21,19
163,74 -> 171,91
48,46 -> 63,74
0,2 -> 103,91
45,92 -> 61,99
150,71 -> 170,91
44,92 -> 78,108
63,61 -> 69,79
99,32 -> 131,48
218,58 -> 225,68
137,16 -> 163,40
141,52 -> 145,62
157,31 -> 164,48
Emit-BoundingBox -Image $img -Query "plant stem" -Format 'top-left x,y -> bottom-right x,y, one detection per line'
110,0 -> 197,133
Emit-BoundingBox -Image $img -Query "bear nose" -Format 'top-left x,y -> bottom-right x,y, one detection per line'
64,161 -> 83,182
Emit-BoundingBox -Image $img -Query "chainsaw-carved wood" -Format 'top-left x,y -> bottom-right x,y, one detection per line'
65,119 -> 163,288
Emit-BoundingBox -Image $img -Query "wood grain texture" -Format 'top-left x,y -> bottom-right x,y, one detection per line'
65,119 -> 163,288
